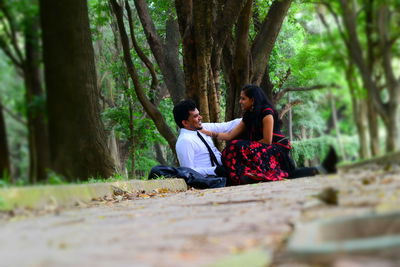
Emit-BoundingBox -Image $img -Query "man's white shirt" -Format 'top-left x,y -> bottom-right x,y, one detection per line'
176,118 -> 241,176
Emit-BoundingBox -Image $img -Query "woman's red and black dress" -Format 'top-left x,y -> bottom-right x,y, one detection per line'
221,106 -> 295,185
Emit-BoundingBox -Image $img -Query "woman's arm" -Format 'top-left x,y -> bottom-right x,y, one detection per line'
200,121 -> 245,141
259,115 -> 273,144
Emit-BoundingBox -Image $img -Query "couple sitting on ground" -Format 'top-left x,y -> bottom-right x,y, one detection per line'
172,84 -> 337,186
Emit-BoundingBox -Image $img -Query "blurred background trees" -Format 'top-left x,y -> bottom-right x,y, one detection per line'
0,0 -> 399,184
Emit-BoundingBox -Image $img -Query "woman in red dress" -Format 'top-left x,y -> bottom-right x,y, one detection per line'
200,84 -> 326,185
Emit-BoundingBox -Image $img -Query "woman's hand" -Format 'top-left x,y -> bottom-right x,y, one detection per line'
200,121 -> 245,141
199,128 -> 219,138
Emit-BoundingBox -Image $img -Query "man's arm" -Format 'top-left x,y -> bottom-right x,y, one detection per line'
202,118 -> 241,133
176,138 -> 217,176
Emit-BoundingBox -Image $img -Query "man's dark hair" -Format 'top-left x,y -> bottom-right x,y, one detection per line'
173,100 -> 197,128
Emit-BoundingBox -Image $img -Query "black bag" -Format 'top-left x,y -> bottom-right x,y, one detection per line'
148,165 -> 226,189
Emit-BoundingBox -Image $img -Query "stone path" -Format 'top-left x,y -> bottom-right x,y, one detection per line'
1,165 -> 400,267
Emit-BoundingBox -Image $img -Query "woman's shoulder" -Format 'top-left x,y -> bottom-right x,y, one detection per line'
260,106 -> 275,116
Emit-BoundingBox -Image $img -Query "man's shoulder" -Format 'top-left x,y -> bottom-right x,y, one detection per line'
176,131 -> 195,146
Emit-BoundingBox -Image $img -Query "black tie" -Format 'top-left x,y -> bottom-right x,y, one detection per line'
196,131 -> 220,167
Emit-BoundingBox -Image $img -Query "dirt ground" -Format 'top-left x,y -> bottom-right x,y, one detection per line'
1,164 -> 400,267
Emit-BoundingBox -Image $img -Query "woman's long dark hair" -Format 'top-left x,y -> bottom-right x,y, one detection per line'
241,85 -> 279,135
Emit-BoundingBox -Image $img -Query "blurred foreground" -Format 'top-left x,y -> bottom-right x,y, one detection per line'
1,159 -> 400,266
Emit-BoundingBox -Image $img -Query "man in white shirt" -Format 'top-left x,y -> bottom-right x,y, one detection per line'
173,100 -> 241,177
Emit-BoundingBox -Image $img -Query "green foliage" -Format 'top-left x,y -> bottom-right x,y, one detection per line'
2,0 -> 387,186
85,172 -> 129,184
0,52 -> 29,184
88,0 -> 112,39
0,195 -> 5,209
46,171 -> 66,185
0,179 -> 9,188
291,135 -> 359,166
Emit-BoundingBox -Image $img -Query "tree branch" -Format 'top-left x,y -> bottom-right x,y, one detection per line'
0,3 -> 24,64
338,0 -> 386,121
251,0 -> 292,84
275,84 -> 340,102
125,0 -> 158,93
320,1 -> 349,48
134,0 -> 185,104
213,0 -> 247,50
0,101 -> 26,125
109,0 -> 177,153
377,4 -> 398,96
276,68 -> 291,89
279,100 -> 302,119
0,35 -> 23,68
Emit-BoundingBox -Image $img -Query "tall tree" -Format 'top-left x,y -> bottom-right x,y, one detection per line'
133,0 -> 185,105
338,0 -> 400,152
175,0 -> 292,121
316,5 -> 370,158
0,104 -> 10,179
0,1 -> 50,183
39,0 -> 115,180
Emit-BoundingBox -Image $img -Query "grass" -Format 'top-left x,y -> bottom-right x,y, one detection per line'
0,170 -> 152,188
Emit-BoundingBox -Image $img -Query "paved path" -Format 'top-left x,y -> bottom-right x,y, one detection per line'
1,166 -> 400,267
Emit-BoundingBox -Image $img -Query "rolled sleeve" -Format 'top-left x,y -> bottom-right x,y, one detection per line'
203,118 -> 241,133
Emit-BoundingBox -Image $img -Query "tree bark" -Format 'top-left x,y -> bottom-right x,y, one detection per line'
251,0 -> 292,84
192,0 -> 213,121
0,104 -> 10,179
330,92 -> 346,161
377,4 -> 400,152
346,63 -> 370,158
40,0 -> 115,181
154,143 -> 167,166
133,0 -> 185,105
367,95 -> 380,156
175,0 -> 199,104
175,0 -> 250,122
226,0 -> 252,120
225,0 -> 292,120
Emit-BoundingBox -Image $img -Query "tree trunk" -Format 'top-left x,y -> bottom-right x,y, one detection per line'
226,0 -> 252,120
154,143 -> 167,166
357,101 -> 370,159
386,103 -> 399,152
339,0 -> 400,152
191,0 -> 214,122
346,62 -> 370,158
23,16 -> 51,183
133,0 -> 185,105
40,0 -> 115,181
107,129 -> 122,173
377,4 -> 400,152
287,92 -> 293,141
367,94 -> 380,156
330,92 -> 346,161
250,0 -> 292,84
128,100 -> 135,178
225,0 -> 292,120
0,104 -> 10,179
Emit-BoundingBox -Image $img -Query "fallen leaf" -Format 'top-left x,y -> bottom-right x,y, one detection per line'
154,188 -> 169,194
313,187 -> 338,205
